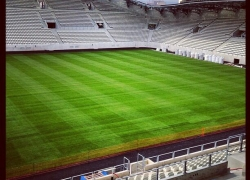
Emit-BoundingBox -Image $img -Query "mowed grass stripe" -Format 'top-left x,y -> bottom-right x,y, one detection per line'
7,57 -> 129,141
6,50 -> 245,176
31,54 -> 177,136
59,52 -> 209,125
97,50 -> 245,112
8,51 -> 244,126
118,50 -> 245,83
60,53 -> 187,107
69,51 -> 209,108
71,51 -> 214,99
6,97 -> 39,167
7,60 -> 94,126
113,49 -> 242,79
6,96 -> 40,140
63,52 -> 206,99
71,50 -> 233,105
56,52 -> 210,125
104,50 -> 242,87
11,55 -> 157,140
101,51 -> 244,101
6,61 -> 125,167
14,52 -> 203,143
48,53 -> 195,128
6,97 -> 63,166
60,51 -> 244,123
25,54 -> 182,145
6,62 -> 106,157
65,52 -> 210,121
8,52 -> 191,143
7,56 -> 101,126
45,52 -> 242,127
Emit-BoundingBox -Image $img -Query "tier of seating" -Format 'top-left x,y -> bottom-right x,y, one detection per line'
6,0 -> 245,58
53,10 -> 94,27
45,0 -> 85,10
217,38 -> 245,57
6,7 -> 58,44
57,30 -> 111,43
151,20 -> 199,44
6,0 -> 38,8
108,29 -> 149,42
39,10 -> 56,21
6,28 -> 58,44
101,12 -> 146,29
197,19 -> 215,27
228,143 -> 246,155
89,13 -> 103,22
178,18 -> 245,51
239,23 -> 245,31
92,0 -> 122,11
6,8 -> 43,29
126,165 -> 184,180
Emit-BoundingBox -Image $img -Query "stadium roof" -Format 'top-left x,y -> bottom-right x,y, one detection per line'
127,0 -> 245,12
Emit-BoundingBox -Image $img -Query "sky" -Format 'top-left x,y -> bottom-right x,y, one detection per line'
136,0 -> 180,4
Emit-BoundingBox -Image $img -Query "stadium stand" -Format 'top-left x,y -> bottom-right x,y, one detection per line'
101,12 -> 146,29
89,12 -> 103,22
6,8 -> 43,29
108,29 -> 149,42
239,23 -> 245,31
151,20 -> 199,44
53,10 -> 95,28
57,30 -> 111,43
6,0 -> 245,65
92,0 -> 123,11
39,9 -> 56,21
61,133 -> 246,180
45,0 -> 85,10
216,38 -> 245,57
6,0 -> 38,8
177,18 -> 245,51
6,7 -> 58,44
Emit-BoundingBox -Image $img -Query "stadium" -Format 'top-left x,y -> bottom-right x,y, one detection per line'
6,0 -> 246,180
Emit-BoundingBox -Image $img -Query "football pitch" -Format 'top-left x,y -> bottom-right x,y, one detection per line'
6,49 -> 245,178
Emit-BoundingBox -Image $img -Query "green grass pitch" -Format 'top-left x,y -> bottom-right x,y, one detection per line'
6,49 -> 245,177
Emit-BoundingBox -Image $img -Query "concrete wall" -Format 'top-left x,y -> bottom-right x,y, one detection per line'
6,41 -> 245,65
227,152 -> 245,169
6,42 -> 161,52
128,4 -> 146,15
201,11 -> 218,20
189,12 -> 201,21
175,11 -> 188,21
146,9 -> 162,18
161,11 -> 176,21
219,9 -> 237,18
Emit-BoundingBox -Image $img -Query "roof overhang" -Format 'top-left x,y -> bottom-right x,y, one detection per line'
128,0 -> 245,12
